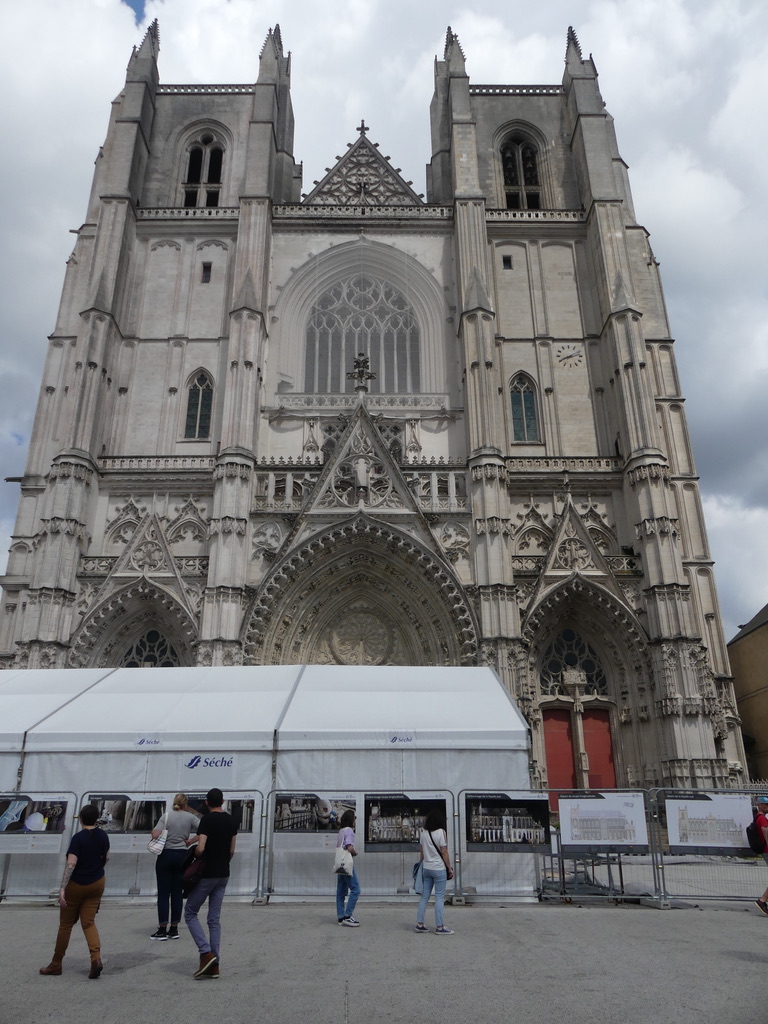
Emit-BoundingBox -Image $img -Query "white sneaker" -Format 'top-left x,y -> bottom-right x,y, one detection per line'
342,917 -> 360,927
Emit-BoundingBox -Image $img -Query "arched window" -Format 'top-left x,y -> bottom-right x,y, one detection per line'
510,374 -> 540,442
183,132 -> 224,208
500,135 -> 540,210
540,628 -> 608,696
304,274 -> 420,393
184,372 -> 213,439
120,628 -> 181,667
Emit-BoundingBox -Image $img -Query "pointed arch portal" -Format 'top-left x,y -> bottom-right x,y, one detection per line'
67,579 -> 197,669
242,515 -> 478,666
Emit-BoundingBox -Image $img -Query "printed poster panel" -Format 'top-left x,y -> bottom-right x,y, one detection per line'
558,791 -> 649,855
0,794 -> 72,853
271,794 -> 357,853
0,795 -> 69,834
665,792 -> 754,855
184,793 -> 258,833
364,793 -> 447,853
465,793 -> 550,852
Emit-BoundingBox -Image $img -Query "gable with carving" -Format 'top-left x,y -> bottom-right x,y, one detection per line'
304,132 -> 423,207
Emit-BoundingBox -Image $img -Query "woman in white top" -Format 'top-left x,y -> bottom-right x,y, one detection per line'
415,810 -> 455,934
149,793 -> 199,940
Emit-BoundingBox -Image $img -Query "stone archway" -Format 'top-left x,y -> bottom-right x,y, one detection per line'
241,515 -> 478,666
522,574 -> 654,790
67,578 -> 197,668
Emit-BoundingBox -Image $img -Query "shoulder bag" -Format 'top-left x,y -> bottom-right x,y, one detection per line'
333,829 -> 354,876
147,811 -> 170,856
412,860 -> 424,894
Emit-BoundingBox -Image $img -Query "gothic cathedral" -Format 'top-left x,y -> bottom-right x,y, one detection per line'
0,23 -> 744,790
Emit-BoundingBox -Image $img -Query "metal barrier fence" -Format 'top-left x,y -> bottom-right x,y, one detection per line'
1,787 -> 766,905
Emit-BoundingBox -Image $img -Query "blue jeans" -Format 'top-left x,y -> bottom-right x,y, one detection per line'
184,877 -> 228,957
155,848 -> 188,925
417,867 -> 447,929
336,868 -> 361,919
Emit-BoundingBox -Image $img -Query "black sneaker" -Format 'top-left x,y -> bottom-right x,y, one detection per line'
168,927 -> 180,939
755,900 -> 768,916
150,928 -> 168,941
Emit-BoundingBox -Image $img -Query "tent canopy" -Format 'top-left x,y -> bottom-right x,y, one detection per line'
10,664 -> 527,753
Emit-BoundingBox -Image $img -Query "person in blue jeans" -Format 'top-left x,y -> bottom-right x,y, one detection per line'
415,809 -> 455,934
150,793 -> 199,941
336,809 -> 361,926
184,788 -> 237,978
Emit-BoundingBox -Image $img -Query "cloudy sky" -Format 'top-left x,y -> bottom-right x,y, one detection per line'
0,0 -> 766,642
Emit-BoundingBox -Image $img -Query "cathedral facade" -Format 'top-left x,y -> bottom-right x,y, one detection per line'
0,23 -> 744,790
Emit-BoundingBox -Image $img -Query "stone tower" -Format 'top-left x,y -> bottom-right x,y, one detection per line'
0,23 -> 744,790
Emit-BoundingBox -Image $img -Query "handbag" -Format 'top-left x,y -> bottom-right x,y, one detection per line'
412,861 -> 424,894
333,845 -> 354,876
182,849 -> 204,898
147,812 -> 170,856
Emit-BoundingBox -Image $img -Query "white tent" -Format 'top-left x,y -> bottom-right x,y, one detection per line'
276,664 -> 529,792
1,665 -> 533,898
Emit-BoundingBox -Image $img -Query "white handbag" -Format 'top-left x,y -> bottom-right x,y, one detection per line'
333,845 -> 354,876
148,811 -> 170,855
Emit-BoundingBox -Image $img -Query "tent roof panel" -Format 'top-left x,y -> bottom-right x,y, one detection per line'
24,665 -> 303,751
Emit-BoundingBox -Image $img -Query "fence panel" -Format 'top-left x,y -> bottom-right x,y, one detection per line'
538,789 -> 659,903
264,790 -> 456,900
650,788 -> 763,902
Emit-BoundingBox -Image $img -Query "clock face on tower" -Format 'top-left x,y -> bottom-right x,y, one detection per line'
555,343 -> 584,367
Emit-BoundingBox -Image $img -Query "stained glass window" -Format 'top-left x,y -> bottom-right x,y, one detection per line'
510,374 -> 539,442
540,629 -> 607,696
120,629 -> 181,668
184,372 -> 213,439
305,275 -> 420,393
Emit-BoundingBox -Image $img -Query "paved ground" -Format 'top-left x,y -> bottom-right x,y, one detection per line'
4,897 -> 766,1024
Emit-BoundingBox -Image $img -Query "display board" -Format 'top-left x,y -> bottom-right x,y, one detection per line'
464,792 -> 550,852
558,791 -> 649,855
364,793 -> 447,852
665,791 -> 754,855
0,793 -> 73,853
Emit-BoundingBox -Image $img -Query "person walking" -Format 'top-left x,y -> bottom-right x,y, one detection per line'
415,809 -> 455,934
150,793 -> 199,941
39,803 -> 110,978
336,809 -> 361,926
184,788 -> 237,979
755,796 -> 768,915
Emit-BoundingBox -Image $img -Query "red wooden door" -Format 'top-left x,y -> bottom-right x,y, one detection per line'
582,708 -> 616,789
543,709 -> 577,807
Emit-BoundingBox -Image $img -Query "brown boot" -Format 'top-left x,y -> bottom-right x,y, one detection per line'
39,963 -> 62,976
88,959 -> 103,979
194,951 -> 218,978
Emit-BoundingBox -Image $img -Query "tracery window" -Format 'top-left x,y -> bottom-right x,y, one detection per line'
182,133 -> 224,208
120,628 -> 181,668
510,373 -> 540,442
184,372 -> 213,439
501,135 -> 541,210
305,274 -> 420,393
540,628 -> 607,696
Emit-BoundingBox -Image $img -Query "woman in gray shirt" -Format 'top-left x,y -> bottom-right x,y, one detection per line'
150,793 -> 198,940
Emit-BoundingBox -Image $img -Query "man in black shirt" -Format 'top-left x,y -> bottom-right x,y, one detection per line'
184,788 -> 237,979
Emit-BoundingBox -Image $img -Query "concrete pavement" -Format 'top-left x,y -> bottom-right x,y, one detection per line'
4,898 -> 766,1024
